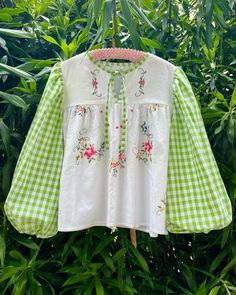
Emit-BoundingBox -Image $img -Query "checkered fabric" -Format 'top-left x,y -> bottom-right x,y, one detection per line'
166,66 -> 232,233
4,62 -> 64,238
4,62 -> 233,238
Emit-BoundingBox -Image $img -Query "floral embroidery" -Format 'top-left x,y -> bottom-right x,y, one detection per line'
133,121 -> 153,164
155,196 -> 166,215
91,69 -> 102,97
135,68 -> 147,97
74,105 -> 92,117
150,103 -> 160,112
73,128 -> 105,164
140,121 -> 153,138
109,146 -> 127,176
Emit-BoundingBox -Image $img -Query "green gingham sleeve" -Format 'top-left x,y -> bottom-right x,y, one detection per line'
166,66 -> 233,234
4,62 -> 64,238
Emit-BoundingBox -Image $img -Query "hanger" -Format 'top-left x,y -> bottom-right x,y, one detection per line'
87,47 -> 146,63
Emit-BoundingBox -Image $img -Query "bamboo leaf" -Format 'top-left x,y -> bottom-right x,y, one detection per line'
0,118 -> 11,158
0,230 -> 6,267
0,28 -> 34,39
62,272 -> 95,287
94,0 -> 103,19
129,245 -> 150,273
220,256 -> 236,278
0,63 -> 34,80
208,286 -> 221,295
42,35 -> 60,47
209,248 -> 231,272
130,1 -> 156,31
0,91 -> 28,109
95,276 -> 104,295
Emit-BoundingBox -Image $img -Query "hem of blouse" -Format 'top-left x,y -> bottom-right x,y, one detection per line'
166,217 -> 233,234
58,222 -> 169,236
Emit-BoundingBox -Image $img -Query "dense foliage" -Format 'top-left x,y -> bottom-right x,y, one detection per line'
0,0 -> 235,294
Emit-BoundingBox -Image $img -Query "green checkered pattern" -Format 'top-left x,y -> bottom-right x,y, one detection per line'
166,66 -> 232,233
4,60 -> 232,238
4,62 -> 64,238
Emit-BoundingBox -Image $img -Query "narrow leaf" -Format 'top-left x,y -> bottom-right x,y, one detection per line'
0,63 -> 34,80
0,91 -> 28,109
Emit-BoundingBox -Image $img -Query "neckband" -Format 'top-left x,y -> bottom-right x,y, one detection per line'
86,51 -> 149,75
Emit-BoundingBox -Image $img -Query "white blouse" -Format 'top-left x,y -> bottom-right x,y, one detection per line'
58,51 -> 174,237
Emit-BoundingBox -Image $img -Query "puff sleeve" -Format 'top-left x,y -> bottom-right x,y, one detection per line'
4,62 -> 64,238
166,66 -> 233,234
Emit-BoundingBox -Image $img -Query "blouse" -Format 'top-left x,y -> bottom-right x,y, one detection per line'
4,51 -> 233,238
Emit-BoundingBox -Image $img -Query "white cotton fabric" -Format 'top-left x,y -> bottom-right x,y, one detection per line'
58,52 -> 176,237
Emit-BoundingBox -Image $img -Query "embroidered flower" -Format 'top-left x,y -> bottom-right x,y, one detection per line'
140,121 -> 153,138
73,128 -> 105,164
150,103 -> 160,112
133,121 -> 153,164
109,147 -> 127,177
155,198 -> 166,216
74,105 -> 92,117
135,68 -> 147,97
92,79 -> 98,87
84,145 -> 97,160
139,79 -> 145,87
91,69 -> 102,97
144,140 -> 152,153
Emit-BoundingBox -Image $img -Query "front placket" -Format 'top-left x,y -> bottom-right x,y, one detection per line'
104,70 -> 127,153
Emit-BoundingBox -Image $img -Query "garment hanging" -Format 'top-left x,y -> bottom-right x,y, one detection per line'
4,51 -> 233,238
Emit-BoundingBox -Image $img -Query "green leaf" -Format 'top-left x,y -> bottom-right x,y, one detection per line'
0,63 -> 34,80
112,248 -> 127,262
229,87 -> 236,110
0,91 -> 28,109
10,234 -> 40,250
220,256 -> 236,278
86,1 -> 94,31
0,230 -> 6,266
0,28 -> 34,39
130,1 -> 156,31
0,118 -> 11,158
100,251 -> 115,272
209,248 -> 231,272
12,271 -> 27,295
9,250 -> 27,264
42,36 -> 60,47
94,0 -> 103,19
0,13 -> 13,22
208,286 -> 221,295
95,276 -> 104,295
120,0 -> 132,20
141,37 -> 161,49
129,245 -> 150,273
62,272 -> 95,287
92,236 -> 113,256
227,115 -> 235,144
102,0 -> 114,34
0,266 -> 20,283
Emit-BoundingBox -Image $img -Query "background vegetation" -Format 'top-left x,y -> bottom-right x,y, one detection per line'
0,0 -> 235,294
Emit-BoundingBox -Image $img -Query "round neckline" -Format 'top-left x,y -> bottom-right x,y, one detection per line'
86,51 -> 149,75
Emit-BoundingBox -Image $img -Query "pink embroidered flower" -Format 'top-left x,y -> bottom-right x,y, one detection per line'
84,145 -> 97,160
92,79 -> 98,87
139,79 -> 145,87
118,152 -> 125,161
144,140 -> 152,153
